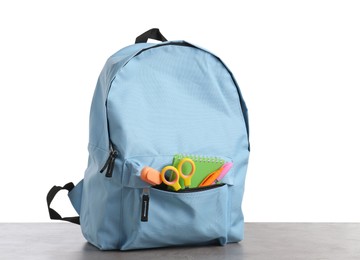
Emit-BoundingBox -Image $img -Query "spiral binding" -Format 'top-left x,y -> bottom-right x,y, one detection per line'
175,154 -> 225,164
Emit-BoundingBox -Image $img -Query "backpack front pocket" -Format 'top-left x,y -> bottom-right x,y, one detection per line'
120,155 -> 233,250
121,184 -> 229,250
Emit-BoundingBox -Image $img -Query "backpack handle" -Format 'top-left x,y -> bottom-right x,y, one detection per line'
135,28 -> 167,44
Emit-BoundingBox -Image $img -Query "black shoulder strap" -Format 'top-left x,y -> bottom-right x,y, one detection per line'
46,182 -> 80,225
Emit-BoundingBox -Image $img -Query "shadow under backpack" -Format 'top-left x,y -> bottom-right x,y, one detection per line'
47,28 -> 250,251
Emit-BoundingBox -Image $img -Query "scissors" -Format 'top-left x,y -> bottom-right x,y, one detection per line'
160,158 -> 196,191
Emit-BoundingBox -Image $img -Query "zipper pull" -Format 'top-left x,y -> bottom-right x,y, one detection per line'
141,188 -> 150,222
100,150 -> 118,178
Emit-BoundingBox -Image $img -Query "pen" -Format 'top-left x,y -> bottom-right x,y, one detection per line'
199,162 -> 233,187
213,162 -> 233,184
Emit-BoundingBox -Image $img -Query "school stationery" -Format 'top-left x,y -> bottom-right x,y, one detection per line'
172,154 -> 225,188
161,157 -> 196,191
199,162 -> 233,187
141,167 -> 162,185
215,162 -> 233,184
199,166 -> 223,187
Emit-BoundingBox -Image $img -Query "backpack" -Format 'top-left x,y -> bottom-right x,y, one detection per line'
46,28 -> 250,250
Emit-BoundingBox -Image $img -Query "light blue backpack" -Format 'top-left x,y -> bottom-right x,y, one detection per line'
47,29 -> 250,250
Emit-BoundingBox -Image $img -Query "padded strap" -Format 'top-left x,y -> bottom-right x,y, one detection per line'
135,28 -> 167,44
46,182 -> 80,225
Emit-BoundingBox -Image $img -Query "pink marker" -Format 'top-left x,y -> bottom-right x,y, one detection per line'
213,162 -> 233,184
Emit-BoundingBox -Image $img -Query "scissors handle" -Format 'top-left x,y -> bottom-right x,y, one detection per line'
160,166 -> 181,191
178,158 -> 196,188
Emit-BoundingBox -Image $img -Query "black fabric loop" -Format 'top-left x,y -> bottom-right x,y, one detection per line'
46,182 -> 80,225
135,28 -> 167,44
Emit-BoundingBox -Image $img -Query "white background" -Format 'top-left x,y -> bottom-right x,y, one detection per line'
0,0 -> 359,222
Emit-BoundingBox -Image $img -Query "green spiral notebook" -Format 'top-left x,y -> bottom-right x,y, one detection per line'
172,154 -> 225,189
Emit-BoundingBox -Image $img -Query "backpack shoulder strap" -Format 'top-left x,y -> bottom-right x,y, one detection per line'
46,180 -> 83,225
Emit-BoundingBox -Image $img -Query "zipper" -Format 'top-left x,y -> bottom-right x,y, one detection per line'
153,183 -> 225,193
100,148 -> 118,178
141,188 -> 150,222
140,184 -> 224,222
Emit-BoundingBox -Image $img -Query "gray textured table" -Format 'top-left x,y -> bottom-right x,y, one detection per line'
1,223 -> 359,259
